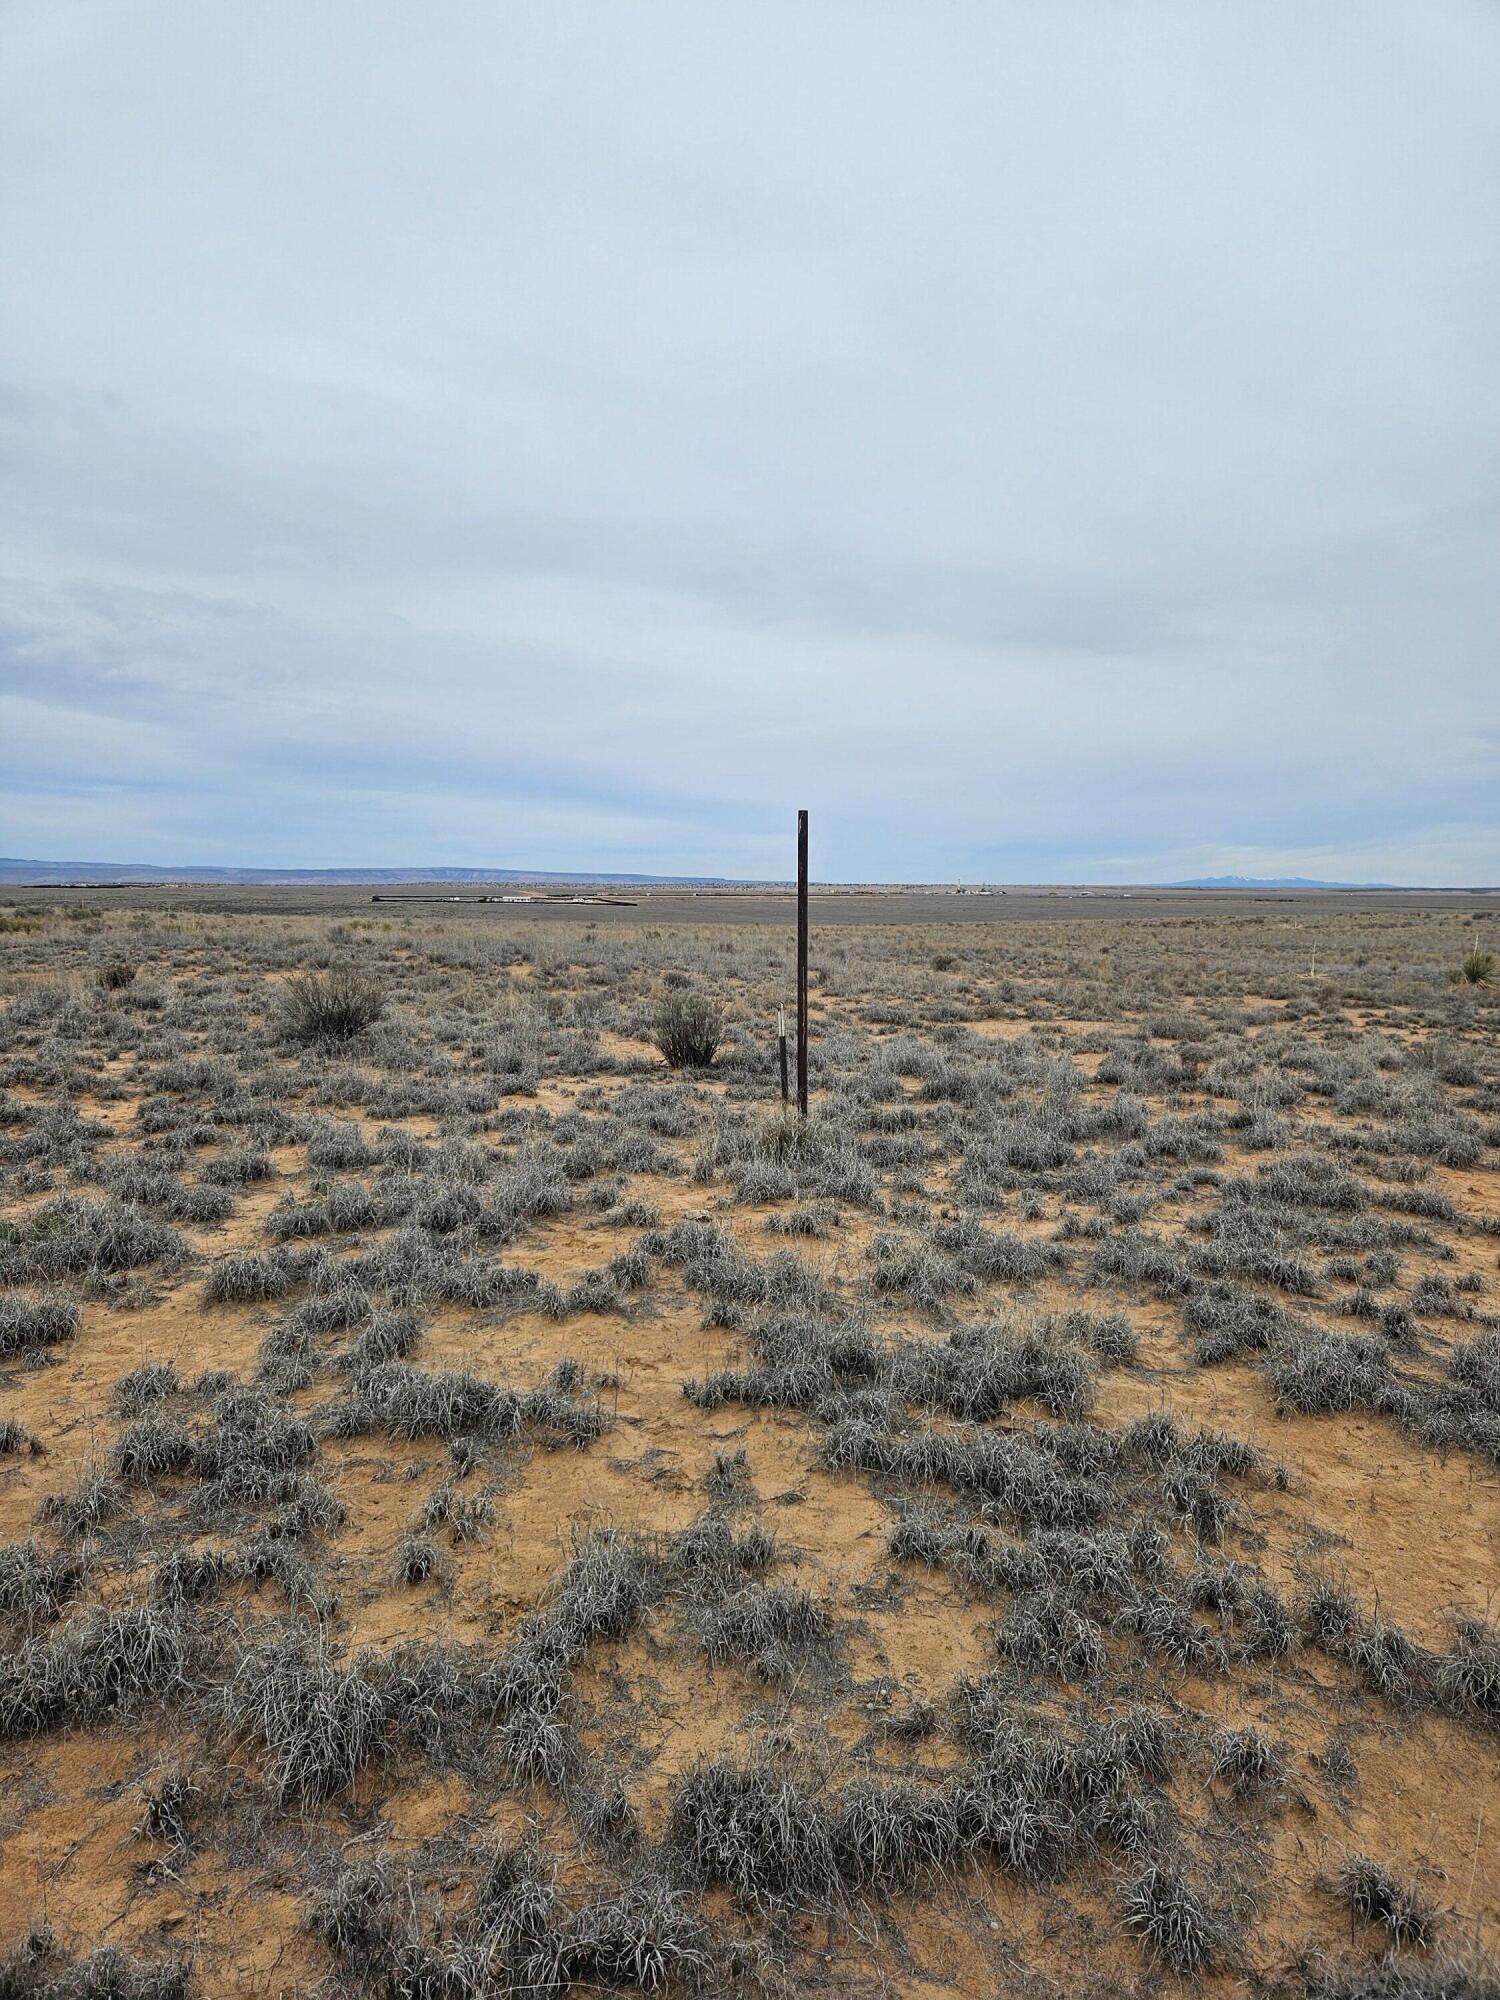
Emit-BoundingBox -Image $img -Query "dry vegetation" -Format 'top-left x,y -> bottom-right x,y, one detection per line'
0,896 -> 1497,1998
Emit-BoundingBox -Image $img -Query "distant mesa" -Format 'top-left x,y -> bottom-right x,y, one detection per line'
0,859 -> 746,888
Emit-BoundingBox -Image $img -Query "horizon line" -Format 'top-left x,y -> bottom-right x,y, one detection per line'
3,856 -> 1499,895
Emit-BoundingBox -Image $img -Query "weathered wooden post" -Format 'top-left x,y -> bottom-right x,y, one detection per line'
796,808 -> 809,1117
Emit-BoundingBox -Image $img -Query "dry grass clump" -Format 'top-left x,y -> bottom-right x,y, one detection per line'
0,1292 -> 79,1356
651,989 -> 723,1068
1208,1724 -> 1288,1798
0,1199 -> 185,1282
219,1631 -> 385,1806
0,1607 -> 188,1741
696,1581 -> 832,1682
668,1760 -> 840,1912
1335,1853 -> 1440,1948
277,965 -> 386,1042
1121,1859 -> 1233,1975
0,1931 -> 189,1998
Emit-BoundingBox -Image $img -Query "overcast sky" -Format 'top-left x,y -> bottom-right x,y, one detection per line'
1,3 -> 1497,883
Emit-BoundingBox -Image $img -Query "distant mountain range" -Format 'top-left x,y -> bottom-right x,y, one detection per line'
0,859 -> 745,888
1166,875 -> 1395,890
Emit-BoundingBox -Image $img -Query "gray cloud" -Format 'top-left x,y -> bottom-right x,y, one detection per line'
1,0 -> 1497,881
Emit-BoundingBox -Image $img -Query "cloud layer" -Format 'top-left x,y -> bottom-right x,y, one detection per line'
2,2 -> 1497,881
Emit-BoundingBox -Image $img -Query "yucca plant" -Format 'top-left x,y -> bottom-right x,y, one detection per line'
1451,947 -> 1497,986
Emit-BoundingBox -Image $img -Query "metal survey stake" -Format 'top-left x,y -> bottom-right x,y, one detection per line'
778,1007 -> 789,1107
796,809 -> 809,1117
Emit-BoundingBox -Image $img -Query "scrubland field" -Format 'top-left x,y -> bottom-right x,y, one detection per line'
0,895 -> 1497,1999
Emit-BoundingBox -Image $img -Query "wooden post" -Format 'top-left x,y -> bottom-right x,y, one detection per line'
778,1007 -> 790,1107
796,808 -> 809,1117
